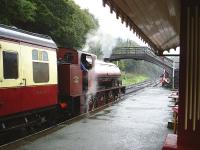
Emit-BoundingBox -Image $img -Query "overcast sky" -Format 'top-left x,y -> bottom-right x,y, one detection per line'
73,0 -> 146,46
73,0 -> 179,55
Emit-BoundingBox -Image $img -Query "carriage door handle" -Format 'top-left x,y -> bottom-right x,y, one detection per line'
23,78 -> 27,86
20,78 -> 26,86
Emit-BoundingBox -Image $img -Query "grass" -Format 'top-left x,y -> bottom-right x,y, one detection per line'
121,72 -> 149,86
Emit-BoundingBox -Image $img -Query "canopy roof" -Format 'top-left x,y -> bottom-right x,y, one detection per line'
103,0 -> 180,55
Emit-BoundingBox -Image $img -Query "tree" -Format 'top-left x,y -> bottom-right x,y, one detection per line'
0,0 -> 36,25
0,0 -> 99,48
115,38 -> 139,47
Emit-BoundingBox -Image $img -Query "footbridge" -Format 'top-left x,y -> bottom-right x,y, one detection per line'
104,47 -> 173,74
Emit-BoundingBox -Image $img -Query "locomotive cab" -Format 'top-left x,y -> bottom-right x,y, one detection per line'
57,48 -> 95,115
80,53 -> 93,92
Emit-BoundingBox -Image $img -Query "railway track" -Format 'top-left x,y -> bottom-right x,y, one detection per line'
0,79 -> 159,150
125,79 -> 160,94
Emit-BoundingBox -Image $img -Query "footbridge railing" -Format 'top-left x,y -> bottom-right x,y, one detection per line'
105,47 -> 173,74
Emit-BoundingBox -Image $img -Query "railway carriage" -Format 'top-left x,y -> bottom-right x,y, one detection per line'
0,25 -> 58,130
0,24 -> 125,132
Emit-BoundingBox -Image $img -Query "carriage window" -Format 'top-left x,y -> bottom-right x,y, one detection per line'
32,50 -> 48,61
33,62 -> 49,83
3,51 -> 18,79
42,51 -> 48,61
32,50 -> 49,83
32,50 -> 38,60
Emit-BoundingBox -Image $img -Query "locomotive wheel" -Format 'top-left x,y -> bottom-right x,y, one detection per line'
89,100 -> 93,111
88,95 -> 95,111
116,89 -> 122,101
100,94 -> 105,105
108,91 -> 114,102
97,94 -> 105,107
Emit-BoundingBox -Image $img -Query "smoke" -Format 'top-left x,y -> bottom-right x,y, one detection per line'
83,28 -> 118,58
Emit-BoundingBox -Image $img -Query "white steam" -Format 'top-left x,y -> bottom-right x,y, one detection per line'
83,28 -> 118,58
83,68 -> 98,122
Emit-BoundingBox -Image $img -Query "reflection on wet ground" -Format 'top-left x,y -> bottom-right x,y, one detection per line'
16,87 -> 172,150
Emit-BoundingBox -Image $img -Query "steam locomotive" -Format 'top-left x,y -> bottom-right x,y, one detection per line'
0,25 -> 125,132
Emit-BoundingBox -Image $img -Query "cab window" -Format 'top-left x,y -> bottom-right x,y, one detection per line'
81,54 -> 92,70
64,53 -> 73,63
3,51 -> 18,79
32,50 -> 49,83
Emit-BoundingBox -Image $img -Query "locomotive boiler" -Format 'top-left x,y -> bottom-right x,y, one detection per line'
0,25 -> 125,132
94,60 -> 121,89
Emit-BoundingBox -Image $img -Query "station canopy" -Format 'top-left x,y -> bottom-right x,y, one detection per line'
103,0 -> 180,55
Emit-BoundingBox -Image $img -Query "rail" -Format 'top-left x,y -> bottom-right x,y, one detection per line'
125,79 -> 160,94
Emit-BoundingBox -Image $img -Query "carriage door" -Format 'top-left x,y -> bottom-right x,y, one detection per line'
0,41 -> 22,87
0,41 -> 23,116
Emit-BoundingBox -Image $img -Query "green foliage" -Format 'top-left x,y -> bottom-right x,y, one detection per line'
113,61 -> 127,72
115,59 -> 162,79
0,0 -> 98,48
0,0 -> 37,25
121,72 -> 149,86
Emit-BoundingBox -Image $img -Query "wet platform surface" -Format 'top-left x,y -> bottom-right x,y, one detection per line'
16,87 -> 172,150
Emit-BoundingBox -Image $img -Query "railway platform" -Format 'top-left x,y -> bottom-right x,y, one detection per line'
7,87 -> 172,150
